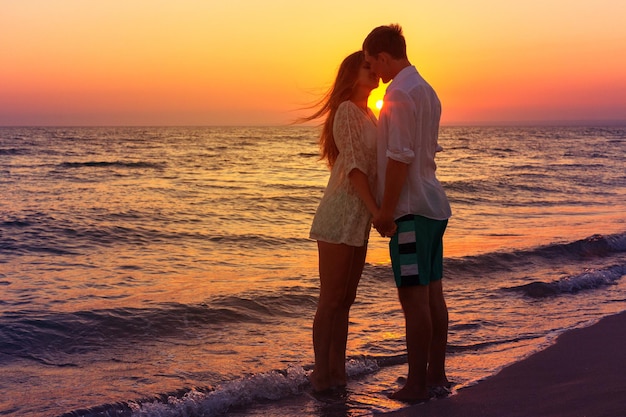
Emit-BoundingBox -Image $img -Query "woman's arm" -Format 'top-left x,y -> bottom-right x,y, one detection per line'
348,168 -> 378,217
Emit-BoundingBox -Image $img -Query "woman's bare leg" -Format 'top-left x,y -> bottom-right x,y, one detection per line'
328,244 -> 367,386
310,241 -> 366,391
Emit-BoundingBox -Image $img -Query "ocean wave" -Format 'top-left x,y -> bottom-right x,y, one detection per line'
0,148 -> 30,156
535,232 -> 626,258
606,233 -> 626,251
503,263 -> 626,298
0,292 -> 317,363
53,328 -> 559,417
443,178 -> 557,206
212,291 -> 317,318
0,211 -> 312,257
443,169 -> 619,206
0,219 -> 157,255
207,233 -> 311,248
444,232 -> 626,276
56,367 -> 308,417
55,358 -> 378,417
56,343 -> 524,416
58,161 -> 166,170
58,338 -> 548,417
298,152 -> 319,158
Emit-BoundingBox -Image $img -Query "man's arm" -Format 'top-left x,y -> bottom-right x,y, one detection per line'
374,158 -> 408,236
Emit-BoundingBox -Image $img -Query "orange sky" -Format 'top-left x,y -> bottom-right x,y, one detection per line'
1,1 -> 625,126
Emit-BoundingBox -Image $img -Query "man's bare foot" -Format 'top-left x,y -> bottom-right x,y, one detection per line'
308,371 -> 331,392
429,379 -> 453,388
329,374 -> 347,389
388,385 -> 430,403
428,372 -> 452,388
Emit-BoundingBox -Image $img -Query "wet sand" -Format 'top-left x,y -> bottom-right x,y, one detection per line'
385,311 -> 626,417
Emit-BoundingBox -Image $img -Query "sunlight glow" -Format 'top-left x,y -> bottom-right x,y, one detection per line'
367,82 -> 389,117
1,1 -> 625,125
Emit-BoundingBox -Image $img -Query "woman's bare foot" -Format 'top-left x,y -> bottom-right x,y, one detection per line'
329,372 -> 347,389
388,385 -> 430,404
308,370 -> 332,392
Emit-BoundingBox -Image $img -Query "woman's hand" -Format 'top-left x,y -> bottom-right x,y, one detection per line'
373,213 -> 397,237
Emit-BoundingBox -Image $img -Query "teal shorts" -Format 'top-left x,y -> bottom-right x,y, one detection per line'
389,215 -> 448,287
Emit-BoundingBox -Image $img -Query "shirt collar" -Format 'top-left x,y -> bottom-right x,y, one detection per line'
388,65 -> 418,91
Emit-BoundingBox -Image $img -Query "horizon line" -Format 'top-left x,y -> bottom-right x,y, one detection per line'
1,120 -> 626,128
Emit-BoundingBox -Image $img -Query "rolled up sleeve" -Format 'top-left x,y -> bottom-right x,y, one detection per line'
385,89 -> 416,164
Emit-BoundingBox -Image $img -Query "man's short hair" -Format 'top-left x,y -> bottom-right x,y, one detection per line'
362,24 -> 407,59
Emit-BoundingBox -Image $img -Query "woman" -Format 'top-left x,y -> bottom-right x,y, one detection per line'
301,51 -> 381,392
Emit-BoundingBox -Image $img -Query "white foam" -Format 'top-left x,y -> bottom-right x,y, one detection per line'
129,365 -> 309,416
557,264 -> 626,293
128,358 -> 381,417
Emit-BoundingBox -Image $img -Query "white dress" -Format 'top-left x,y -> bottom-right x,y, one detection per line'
309,101 -> 377,247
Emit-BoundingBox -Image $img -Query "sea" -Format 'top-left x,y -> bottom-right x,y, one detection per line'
1,125 -> 625,417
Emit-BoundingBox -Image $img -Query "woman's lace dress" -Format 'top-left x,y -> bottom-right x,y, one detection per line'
309,100 -> 377,247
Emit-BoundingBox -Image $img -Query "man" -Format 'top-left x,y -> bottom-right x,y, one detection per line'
363,24 -> 452,403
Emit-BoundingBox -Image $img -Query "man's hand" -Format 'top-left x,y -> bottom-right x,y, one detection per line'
373,213 -> 397,238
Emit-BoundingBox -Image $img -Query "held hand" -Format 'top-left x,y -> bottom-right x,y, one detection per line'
373,213 -> 397,238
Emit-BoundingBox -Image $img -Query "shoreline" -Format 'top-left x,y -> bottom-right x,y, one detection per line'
385,310 -> 626,417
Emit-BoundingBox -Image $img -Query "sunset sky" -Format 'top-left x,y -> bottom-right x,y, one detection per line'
1,0 -> 625,126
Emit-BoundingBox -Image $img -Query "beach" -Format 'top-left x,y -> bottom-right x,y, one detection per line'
1,126 -> 625,416
387,311 -> 626,417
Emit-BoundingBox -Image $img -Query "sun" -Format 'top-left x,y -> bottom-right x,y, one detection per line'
367,82 -> 389,116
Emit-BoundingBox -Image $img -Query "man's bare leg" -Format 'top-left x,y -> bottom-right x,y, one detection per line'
427,279 -> 450,387
389,285 -> 432,402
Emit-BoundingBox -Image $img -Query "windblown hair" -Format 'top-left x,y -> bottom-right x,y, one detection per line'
362,24 -> 407,60
297,51 -> 364,168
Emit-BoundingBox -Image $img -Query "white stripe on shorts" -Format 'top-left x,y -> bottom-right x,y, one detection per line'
401,263 -> 419,277
398,230 -> 416,245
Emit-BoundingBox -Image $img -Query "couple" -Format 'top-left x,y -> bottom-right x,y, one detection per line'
304,24 -> 452,403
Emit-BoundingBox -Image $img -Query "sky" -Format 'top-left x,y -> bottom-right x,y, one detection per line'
1,0 -> 626,126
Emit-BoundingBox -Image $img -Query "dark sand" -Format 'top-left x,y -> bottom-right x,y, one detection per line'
385,311 -> 626,417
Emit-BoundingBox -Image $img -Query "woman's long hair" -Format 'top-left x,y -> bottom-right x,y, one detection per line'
298,51 -> 364,168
